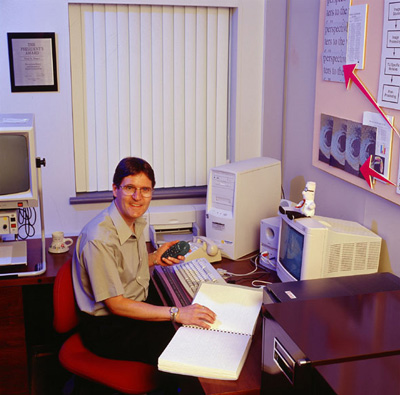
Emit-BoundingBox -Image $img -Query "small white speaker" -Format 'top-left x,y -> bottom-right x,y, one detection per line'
260,216 -> 281,259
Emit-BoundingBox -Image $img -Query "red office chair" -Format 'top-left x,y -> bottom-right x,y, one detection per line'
53,259 -> 161,394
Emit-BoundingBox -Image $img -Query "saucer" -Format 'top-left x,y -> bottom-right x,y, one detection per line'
48,247 -> 69,254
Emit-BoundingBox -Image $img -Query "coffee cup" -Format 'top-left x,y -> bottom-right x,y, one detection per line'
49,231 -> 73,254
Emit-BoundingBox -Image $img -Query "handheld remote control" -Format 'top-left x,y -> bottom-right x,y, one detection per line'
161,240 -> 190,259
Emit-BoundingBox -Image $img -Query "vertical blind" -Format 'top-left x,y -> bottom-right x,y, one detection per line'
69,4 -> 230,192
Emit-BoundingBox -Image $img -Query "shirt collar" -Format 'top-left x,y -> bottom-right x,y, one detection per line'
109,201 -> 147,244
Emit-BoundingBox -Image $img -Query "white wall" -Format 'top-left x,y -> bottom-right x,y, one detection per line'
281,0 -> 400,277
0,0 -> 264,238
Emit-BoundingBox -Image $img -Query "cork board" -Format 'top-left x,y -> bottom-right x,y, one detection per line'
313,0 -> 400,206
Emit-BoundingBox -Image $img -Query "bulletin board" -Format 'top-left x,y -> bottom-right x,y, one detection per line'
313,0 -> 400,206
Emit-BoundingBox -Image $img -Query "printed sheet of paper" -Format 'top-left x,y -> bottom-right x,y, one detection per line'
322,0 -> 351,82
347,4 -> 368,69
363,111 -> 393,182
378,0 -> 400,110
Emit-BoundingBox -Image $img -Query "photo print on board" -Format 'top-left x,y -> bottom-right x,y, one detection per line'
319,114 -> 377,179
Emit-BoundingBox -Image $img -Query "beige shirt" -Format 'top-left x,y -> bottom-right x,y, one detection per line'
72,201 -> 150,316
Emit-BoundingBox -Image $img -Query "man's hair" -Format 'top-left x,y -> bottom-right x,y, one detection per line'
113,157 -> 156,188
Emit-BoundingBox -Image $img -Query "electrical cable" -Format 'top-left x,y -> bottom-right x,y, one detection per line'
17,207 -> 37,239
217,253 -> 273,289
259,250 -> 277,272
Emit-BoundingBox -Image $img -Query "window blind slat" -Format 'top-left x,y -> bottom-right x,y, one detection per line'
117,5 -> 131,163
195,8 -> 208,186
69,5 -> 87,192
128,6 -> 142,159
173,7 -> 185,187
184,7 -> 196,186
162,6 -> 175,188
140,6 -> 153,164
105,5 -> 120,188
206,8 -> 218,174
151,6 -> 164,185
93,5 -> 109,191
216,8 -> 229,167
84,5 -> 98,192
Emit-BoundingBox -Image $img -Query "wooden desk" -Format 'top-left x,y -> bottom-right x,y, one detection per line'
152,255 -> 280,395
0,237 -> 75,395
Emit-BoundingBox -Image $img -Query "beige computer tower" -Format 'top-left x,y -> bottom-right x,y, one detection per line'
206,157 -> 281,260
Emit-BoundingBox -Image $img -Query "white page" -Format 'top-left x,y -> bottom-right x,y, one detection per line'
347,4 -> 368,69
378,0 -> 400,110
158,326 -> 251,380
191,282 -> 263,335
362,111 -> 393,181
322,0 -> 350,82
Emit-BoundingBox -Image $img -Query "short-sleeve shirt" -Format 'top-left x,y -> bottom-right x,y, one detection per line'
72,201 -> 150,316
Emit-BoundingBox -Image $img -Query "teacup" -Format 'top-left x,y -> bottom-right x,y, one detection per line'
49,231 -> 73,254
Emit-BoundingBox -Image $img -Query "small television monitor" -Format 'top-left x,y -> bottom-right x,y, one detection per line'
276,214 -> 382,282
0,114 -> 38,210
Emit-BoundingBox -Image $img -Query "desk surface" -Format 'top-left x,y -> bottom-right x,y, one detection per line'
152,255 -> 280,395
0,237 -> 75,286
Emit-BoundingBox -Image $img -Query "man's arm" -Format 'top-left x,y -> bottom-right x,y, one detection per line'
105,295 -> 216,329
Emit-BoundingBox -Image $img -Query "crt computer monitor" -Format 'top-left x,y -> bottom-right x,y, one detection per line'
0,114 -> 38,210
276,214 -> 382,283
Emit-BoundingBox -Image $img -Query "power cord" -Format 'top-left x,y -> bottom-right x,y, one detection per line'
17,207 -> 37,240
259,250 -> 277,271
217,253 -> 273,288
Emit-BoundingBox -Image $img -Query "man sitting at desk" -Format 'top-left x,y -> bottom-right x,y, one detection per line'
72,157 -> 216,370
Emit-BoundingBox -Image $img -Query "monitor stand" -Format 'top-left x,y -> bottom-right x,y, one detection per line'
0,240 -> 27,266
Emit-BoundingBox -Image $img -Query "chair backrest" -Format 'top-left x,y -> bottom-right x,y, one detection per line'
53,258 -> 79,333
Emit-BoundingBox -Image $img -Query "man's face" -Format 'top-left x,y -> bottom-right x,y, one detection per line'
112,172 -> 153,225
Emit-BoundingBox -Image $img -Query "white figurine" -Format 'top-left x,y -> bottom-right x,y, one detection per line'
295,181 -> 316,217
278,181 -> 317,220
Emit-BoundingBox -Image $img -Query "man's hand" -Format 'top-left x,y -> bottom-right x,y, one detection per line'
175,303 -> 216,329
156,240 -> 187,266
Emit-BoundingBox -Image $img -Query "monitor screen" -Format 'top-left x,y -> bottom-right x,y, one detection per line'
0,135 -> 30,195
278,218 -> 304,281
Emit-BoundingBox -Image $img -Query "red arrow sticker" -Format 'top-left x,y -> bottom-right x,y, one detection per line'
360,155 -> 396,189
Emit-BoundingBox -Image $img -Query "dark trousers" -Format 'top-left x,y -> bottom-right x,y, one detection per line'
78,283 -> 175,366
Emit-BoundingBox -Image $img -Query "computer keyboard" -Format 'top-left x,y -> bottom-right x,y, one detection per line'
173,257 -> 226,297
159,257 -> 226,299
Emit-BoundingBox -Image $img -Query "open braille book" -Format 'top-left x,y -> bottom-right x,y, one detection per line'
158,282 -> 263,380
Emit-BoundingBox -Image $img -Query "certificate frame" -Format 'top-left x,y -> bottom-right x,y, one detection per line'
7,32 -> 58,92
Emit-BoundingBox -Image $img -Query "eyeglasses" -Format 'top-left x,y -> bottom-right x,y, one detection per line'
119,185 -> 153,198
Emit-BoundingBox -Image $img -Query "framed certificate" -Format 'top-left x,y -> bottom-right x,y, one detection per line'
7,32 -> 58,92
